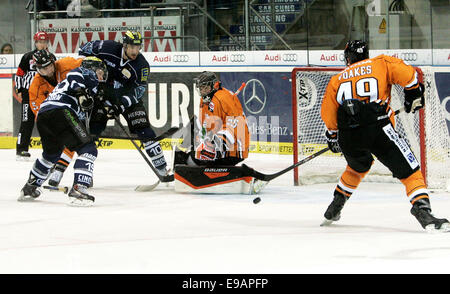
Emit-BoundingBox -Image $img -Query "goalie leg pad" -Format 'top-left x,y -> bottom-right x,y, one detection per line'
174,164 -> 253,194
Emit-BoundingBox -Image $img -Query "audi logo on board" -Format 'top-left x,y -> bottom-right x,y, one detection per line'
173,54 -> 189,62
0,57 -> 8,65
282,53 -> 298,62
230,54 -> 245,62
400,52 -> 418,62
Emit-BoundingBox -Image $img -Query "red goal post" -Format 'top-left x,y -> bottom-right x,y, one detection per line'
290,67 -> 448,189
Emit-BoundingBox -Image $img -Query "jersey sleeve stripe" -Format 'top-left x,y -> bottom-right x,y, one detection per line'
404,71 -> 418,89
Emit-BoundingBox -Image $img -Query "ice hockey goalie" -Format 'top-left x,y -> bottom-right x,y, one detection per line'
173,71 -> 260,194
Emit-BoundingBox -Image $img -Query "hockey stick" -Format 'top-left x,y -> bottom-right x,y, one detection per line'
43,185 -> 69,194
247,106 -> 407,202
246,106 -> 406,183
113,116 -> 174,183
242,146 -> 330,182
98,126 -> 180,142
234,82 -> 246,96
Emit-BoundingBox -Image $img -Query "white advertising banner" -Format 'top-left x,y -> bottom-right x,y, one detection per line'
308,49 -> 435,66
308,50 -> 346,66
35,16 -> 181,53
200,51 -> 255,67
370,49 -> 433,66
433,49 -> 450,66
145,52 -> 200,67
251,51 -> 308,66
200,50 -> 308,67
0,54 -> 17,73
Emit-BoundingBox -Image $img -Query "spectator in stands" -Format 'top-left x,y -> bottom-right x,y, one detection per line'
81,0 -> 101,17
1,43 -> 13,54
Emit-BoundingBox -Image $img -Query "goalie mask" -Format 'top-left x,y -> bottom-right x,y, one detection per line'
81,56 -> 108,82
194,71 -> 221,103
344,40 -> 369,65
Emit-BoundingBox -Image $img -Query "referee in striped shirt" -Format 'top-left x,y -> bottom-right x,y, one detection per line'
15,31 -> 55,160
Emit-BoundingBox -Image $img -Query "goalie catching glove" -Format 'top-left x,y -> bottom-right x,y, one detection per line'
325,130 -> 341,153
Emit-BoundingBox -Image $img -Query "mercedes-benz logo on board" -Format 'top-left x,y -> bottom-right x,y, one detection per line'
243,79 -> 266,114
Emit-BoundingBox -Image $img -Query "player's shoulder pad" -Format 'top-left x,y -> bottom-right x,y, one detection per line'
86,40 -> 121,55
57,56 -> 83,72
31,73 -> 47,86
377,54 -> 405,65
134,54 -> 150,83
216,87 -> 233,98
56,56 -> 75,64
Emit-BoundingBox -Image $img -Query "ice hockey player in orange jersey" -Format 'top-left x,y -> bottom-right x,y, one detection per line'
28,50 -> 83,188
193,71 -> 249,166
320,40 -> 449,232
175,71 -> 250,167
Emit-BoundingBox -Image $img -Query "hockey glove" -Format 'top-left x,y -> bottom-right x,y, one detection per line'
75,88 -> 94,112
325,130 -> 341,153
104,99 -> 125,118
404,83 -> 425,113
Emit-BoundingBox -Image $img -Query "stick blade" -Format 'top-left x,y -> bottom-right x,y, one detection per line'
135,181 -> 160,192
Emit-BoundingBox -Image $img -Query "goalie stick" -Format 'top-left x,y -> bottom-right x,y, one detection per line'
113,116 -> 174,184
242,146 -> 330,182
247,107 -> 407,203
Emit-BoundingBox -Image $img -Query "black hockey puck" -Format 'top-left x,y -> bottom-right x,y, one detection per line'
253,197 -> 261,204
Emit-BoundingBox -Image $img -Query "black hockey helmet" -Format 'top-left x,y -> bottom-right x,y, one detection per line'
194,71 -> 221,102
33,49 -> 55,69
123,30 -> 142,46
344,40 -> 369,65
81,56 -> 108,82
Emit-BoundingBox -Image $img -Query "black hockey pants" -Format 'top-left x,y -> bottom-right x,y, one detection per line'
338,119 -> 421,180
16,91 -> 35,153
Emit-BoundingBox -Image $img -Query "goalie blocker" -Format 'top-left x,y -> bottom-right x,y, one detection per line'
175,164 -> 261,194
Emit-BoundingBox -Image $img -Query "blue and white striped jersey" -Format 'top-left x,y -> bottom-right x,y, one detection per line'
39,67 -> 100,121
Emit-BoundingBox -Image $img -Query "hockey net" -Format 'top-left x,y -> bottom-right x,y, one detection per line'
292,67 -> 450,190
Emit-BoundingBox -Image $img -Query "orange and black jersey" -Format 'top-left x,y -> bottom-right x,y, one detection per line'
197,87 -> 250,159
321,54 -> 421,132
28,56 -> 83,116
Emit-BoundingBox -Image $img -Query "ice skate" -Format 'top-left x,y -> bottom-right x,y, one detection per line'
68,184 -> 95,206
16,151 -> 31,162
411,199 -> 450,233
48,163 -> 66,187
158,167 -> 174,184
321,191 -> 348,226
18,182 -> 41,202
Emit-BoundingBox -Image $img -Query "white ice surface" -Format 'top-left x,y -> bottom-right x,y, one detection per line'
1,149 -> 449,274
